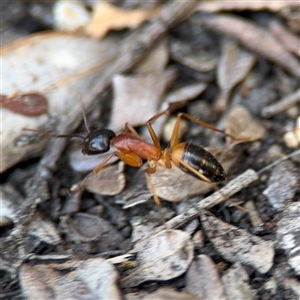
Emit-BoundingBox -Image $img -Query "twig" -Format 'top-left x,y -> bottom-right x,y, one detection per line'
155,169 -> 258,231
261,88 -> 300,118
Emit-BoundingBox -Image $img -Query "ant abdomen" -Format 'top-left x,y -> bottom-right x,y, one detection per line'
179,143 -> 226,183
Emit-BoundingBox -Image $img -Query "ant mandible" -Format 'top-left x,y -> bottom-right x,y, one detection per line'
25,110 -> 235,206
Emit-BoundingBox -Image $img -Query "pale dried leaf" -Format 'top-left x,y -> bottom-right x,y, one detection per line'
226,105 -> 266,144
262,161 -> 298,211
20,258 -> 121,300
221,263 -> 256,300
164,82 -> 207,104
121,230 -> 194,287
80,162 -> 126,196
28,212 -> 61,246
135,40 -> 169,73
198,14 -> 300,78
109,70 -> 176,131
86,2 -> 159,39
76,258 -> 121,300
170,38 -> 218,72
185,254 -> 226,299
1,32 -> 119,172
60,212 -> 103,243
217,39 -> 256,93
200,211 -> 274,274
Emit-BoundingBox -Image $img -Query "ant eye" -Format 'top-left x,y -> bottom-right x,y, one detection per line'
90,138 -> 108,151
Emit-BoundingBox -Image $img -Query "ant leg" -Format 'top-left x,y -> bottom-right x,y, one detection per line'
179,113 -> 236,140
146,110 -> 169,149
115,152 -> 143,167
93,152 -> 143,174
93,153 -> 118,174
125,123 -> 140,139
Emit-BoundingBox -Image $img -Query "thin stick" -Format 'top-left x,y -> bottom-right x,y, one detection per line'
257,149 -> 300,174
155,169 -> 258,231
261,88 -> 300,117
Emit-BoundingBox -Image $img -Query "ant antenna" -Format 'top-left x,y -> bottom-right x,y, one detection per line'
81,100 -> 90,133
23,128 -> 85,141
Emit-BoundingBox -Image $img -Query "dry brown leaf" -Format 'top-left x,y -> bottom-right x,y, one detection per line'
226,105 -> 266,144
20,258 -> 121,299
216,39 -> 256,111
221,263 -> 256,300
170,38 -> 219,72
108,70 -> 176,131
198,14 -> 300,78
60,212 -> 104,243
121,230 -> 194,287
200,210 -> 274,274
185,254 -> 226,299
78,162 -> 126,196
86,2 -> 160,39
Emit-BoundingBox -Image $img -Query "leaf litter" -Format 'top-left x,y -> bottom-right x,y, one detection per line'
2,1 -> 300,299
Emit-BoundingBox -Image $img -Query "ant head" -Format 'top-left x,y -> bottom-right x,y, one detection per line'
82,129 -> 116,155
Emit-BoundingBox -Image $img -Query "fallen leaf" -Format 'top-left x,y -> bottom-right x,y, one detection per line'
198,13 -> 300,78
170,38 -> 218,72
60,212 -> 103,243
226,105 -> 266,144
216,39 -> 256,111
262,160 -> 298,211
185,254 -> 226,299
86,2 -> 160,39
78,162 -> 126,196
200,211 -> 274,274
20,258 -> 121,300
76,258 -> 121,300
221,263 -> 256,300
121,229 -> 194,287
108,70 -> 176,131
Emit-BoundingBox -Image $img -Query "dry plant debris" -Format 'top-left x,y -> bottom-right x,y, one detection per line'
86,2 -> 159,39
1,0 -> 300,299
200,210 -> 275,274
121,230 -> 194,287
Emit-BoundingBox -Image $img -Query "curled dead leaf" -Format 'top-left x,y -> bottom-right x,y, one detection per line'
121,230 -> 194,287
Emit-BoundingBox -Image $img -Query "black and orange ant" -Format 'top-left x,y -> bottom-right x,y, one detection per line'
24,109 -> 235,207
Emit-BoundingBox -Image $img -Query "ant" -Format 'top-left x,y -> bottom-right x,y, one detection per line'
24,109 -> 236,207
